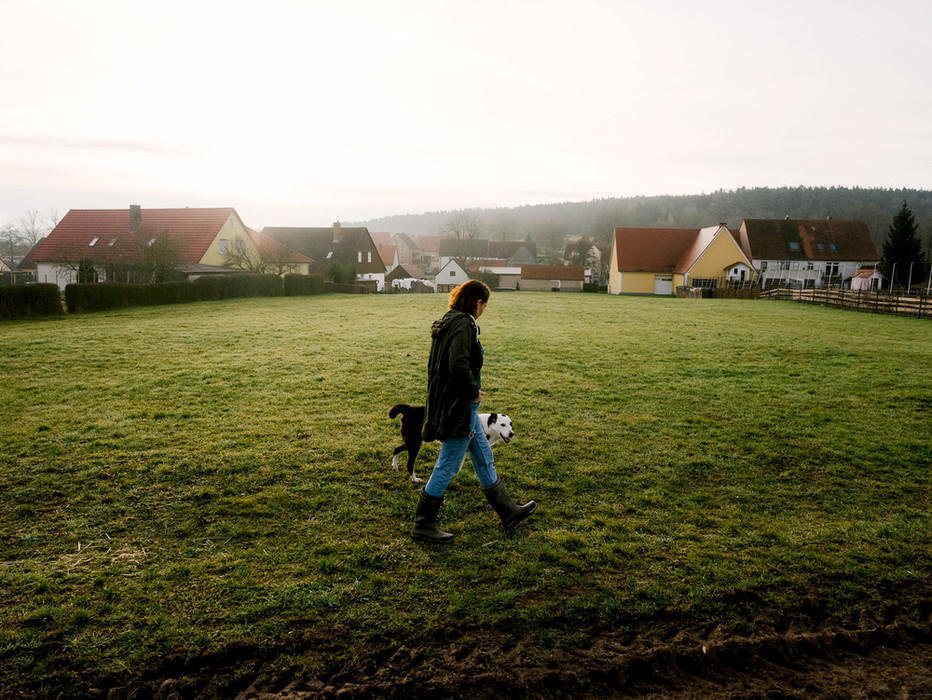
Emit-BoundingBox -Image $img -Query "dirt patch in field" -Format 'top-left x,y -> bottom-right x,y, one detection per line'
72,596 -> 932,699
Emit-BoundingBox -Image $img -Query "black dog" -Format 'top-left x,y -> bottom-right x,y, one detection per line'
388,403 -> 515,483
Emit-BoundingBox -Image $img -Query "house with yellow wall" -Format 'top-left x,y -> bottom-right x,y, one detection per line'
26,205 -> 310,289
609,225 -> 755,295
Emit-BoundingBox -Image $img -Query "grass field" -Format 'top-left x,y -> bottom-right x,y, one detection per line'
1,293 -> 930,696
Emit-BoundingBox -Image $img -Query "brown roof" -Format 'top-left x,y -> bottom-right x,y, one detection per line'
262,226 -> 383,274
27,207 -> 244,264
740,219 -> 878,261
613,228 -> 699,273
245,228 -> 313,264
386,263 -> 426,281
521,264 -> 584,281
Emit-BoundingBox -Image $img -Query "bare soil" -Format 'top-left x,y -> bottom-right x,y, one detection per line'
63,595 -> 932,699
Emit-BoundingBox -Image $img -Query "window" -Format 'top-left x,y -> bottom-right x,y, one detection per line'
219,239 -> 228,255
108,238 -> 117,246
817,243 -> 824,251
88,237 -> 99,246
788,242 -> 799,251
358,251 -> 363,263
147,238 -> 156,247
830,243 -> 837,252
450,271 -> 456,277
326,251 -> 333,259
236,239 -> 244,255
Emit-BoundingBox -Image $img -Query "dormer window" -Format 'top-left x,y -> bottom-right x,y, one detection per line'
88,237 -> 99,246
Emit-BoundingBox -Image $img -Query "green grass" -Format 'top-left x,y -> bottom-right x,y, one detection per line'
1,293 -> 930,695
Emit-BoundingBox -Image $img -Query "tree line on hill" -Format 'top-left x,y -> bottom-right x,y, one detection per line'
355,186 -> 932,264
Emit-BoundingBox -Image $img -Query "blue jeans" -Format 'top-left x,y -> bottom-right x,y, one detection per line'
424,401 -> 498,497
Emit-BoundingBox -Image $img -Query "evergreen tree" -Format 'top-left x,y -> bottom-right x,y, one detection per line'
880,200 -> 926,289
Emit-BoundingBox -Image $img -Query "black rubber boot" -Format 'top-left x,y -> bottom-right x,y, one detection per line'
482,478 -> 537,530
410,489 -> 454,544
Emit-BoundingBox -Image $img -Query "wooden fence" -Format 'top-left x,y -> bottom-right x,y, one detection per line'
761,288 -> 932,320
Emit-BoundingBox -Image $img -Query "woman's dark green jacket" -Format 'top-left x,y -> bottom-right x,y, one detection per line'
421,309 -> 483,441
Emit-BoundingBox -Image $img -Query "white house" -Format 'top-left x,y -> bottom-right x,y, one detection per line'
435,258 -> 470,292
850,268 -> 884,291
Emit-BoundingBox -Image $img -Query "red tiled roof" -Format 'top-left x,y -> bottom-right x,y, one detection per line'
28,207 -> 242,264
378,244 -> 397,266
520,264 -> 584,281
613,228 -> 699,273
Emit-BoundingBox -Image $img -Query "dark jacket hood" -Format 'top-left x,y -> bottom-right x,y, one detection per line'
431,309 -> 476,340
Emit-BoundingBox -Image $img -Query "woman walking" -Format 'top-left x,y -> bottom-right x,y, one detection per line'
411,280 -> 537,544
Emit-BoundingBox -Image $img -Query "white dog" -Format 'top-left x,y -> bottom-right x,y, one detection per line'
389,404 -> 515,483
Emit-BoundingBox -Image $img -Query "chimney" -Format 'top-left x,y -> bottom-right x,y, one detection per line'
130,204 -> 142,233
332,221 -> 342,243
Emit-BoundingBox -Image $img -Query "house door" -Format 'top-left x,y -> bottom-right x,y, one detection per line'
654,275 -> 673,295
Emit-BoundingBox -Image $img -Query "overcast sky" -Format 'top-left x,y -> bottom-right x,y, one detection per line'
2,0 -> 930,232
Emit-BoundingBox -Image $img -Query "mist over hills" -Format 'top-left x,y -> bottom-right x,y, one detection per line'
353,186 -> 932,260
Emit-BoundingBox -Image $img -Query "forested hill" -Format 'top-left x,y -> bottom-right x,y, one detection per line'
353,186 -> 932,255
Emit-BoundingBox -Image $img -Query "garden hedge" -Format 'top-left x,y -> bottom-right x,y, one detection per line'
0,284 -> 63,320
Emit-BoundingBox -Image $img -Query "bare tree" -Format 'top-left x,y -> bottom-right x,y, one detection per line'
106,225 -> 183,283
489,213 -> 517,242
1,224 -> 21,266
222,235 -> 266,273
222,234 -> 301,275
17,210 -> 48,248
535,219 -> 567,265
439,212 -> 484,264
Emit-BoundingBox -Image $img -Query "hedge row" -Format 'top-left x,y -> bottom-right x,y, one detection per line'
0,284 -> 64,320
283,273 -> 327,296
64,273 -> 326,314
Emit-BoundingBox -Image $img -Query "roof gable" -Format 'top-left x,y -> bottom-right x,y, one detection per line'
675,225 -> 752,275
437,258 -> 468,275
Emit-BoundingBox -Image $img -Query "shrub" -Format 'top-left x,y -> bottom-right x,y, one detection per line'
284,273 -> 326,296
0,284 -> 63,320
193,274 -> 284,300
